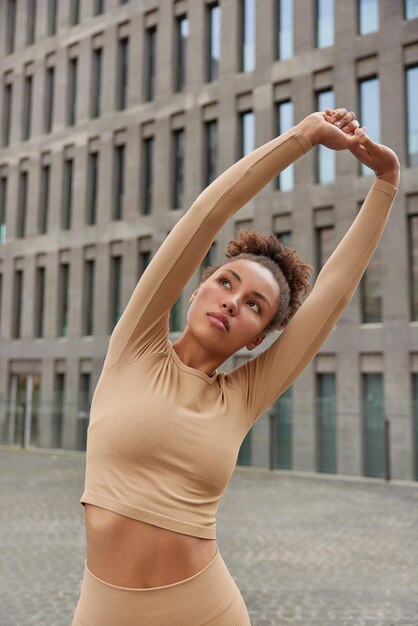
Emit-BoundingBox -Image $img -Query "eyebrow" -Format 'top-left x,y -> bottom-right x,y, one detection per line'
224,269 -> 272,309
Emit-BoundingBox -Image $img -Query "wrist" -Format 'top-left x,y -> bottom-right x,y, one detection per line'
296,114 -> 322,146
377,167 -> 400,187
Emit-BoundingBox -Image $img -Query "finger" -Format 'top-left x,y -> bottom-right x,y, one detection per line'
330,107 -> 347,122
341,119 -> 360,134
334,110 -> 357,129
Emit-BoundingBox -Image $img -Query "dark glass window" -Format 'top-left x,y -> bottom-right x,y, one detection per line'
35,267 -> 46,338
144,27 -> 157,101
2,83 -> 12,147
405,0 -> 418,19
12,270 -> 23,339
408,215 -> 418,321
117,37 -> 129,110
113,145 -> 125,220
91,48 -> 102,118
70,0 -> 80,25
169,296 -> 182,332
58,263 -> 70,337
175,16 -> 189,92
53,373 -> 65,448
7,0 -> 17,54
239,110 -> 255,158
17,171 -> 28,238
316,373 -> 336,473
48,0 -> 57,36
362,373 -> 385,478
207,3 -> 220,82
316,226 -> 335,273
109,256 -> 122,332
360,242 -> 382,323
94,0 -> 104,15
62,158 -> 73,230
38,164 -> 50,234
87,152 -> 98,225
142,137 -> 154,215
172,129 -> 185,209
44,66 -> 54,133
204,120 -> 218,186
67,57 -> 78,126
22,75 -> 33,141
27,0 -> 37,45
0,176 -> 7,244
83,260 -> 95,336
359,76 -> 380,175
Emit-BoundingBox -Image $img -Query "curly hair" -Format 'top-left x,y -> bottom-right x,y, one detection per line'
200,230 -> 314,334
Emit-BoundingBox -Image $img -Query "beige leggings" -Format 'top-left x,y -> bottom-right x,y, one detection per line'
71,547 -> 252,626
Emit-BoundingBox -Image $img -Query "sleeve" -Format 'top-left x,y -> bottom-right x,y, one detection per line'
103,126 -> 312,367
226,178 -> 398,425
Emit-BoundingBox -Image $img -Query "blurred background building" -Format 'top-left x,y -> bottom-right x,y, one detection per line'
0,0 -> 417,481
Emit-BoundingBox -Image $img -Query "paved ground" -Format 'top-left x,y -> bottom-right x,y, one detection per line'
1,447 -> 418,626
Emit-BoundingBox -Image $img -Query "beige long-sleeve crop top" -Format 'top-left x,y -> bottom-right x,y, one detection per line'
80,126 -> 398,539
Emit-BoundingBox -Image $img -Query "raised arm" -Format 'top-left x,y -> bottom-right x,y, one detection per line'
227,128 -> 400,424
103,125 -> 316,367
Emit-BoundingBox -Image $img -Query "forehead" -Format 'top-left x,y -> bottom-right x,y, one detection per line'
216,259 -> 279,296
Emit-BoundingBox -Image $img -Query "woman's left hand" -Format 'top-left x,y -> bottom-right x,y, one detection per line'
324,108 -> 360,135
297,109 -> 361,150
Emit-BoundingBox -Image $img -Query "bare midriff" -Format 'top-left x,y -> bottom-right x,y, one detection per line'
84,503 -> 218,589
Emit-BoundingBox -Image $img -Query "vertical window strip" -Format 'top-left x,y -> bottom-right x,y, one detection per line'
91,48 -> 102,118
241,0 -> 256,72
113,145 -> 125,220
359,76 -> 380,175
44,66 -> 54,133
38,164 -> 50,234
316,0 -> 334,48
358,0 -> 379,35
145,27 -> 156,101
406,66 -> 418,167
276,101 -> 293,191
0,176 -> 7,243
208,3 -> 220,82
315,89 -> 335,184
277,0 -> 293,61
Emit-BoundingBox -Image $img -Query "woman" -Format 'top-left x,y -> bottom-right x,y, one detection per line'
71,109 -> 399,625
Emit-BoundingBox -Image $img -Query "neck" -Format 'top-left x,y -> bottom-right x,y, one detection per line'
171,328 -> 226,376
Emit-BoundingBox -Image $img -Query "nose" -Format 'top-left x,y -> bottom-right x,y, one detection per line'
222,298 -> 237,316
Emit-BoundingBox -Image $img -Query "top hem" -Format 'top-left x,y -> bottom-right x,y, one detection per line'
80,491 -> 217,540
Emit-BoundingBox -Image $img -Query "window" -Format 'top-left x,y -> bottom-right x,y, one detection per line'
316,373 -> 336,473
411,373 -> 418,480
91,47 -> 102,118
201,241 -> 217,271
316,0 -> 334,48
12,269 -> 23,339
358,0 -> 379,34
175,16 -> 188,92
172,129 -> 185,209
2,81 -> 12,147
113,145 -> 125,220
240,0 -> 255,72
62,157 -> 74,230
67,57 -> 78,126
58,263 -> 70,337
27,0 -> 37,45
276,101 -> 293,191
0,273 -> 2,336
360,223 -> 382,323
34,267 -> 46,338
70,0 -> 80,25
276,0 -> 293,60
0,175 -> 7,244
406,66 -> 418,167
22,74 -> 33,141
109,256 -> 122,332
204,120 -> 218,187
48,0 -> 58,36
38,164 -> 50,234
408,215 -> 418,321
138,250 -> 151,278
169,296 -> 182,332
17,170 -> 28,238
53,373 -> 65,448
86,152 -> 98,225
316,226 -> 335,274
362,372 -> 385,478
405,0 -> 418,20
276,231 -> 292,246
359,76 -> 380,175
271,387 -> 293,469
207,3 -> 220,82
94,0 -> 104,15
239,110 -> 255,158
117,37 -> 129,110
44,66 -> 55,133
83,259 -> 95,336
315,89 -> 335,184
6,0 -> 17,54
141,137 -> 154,215
144,26 -> 157,101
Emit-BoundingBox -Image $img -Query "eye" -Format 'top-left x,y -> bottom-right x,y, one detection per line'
248,301 -> 261,314
218,278 -> 231,288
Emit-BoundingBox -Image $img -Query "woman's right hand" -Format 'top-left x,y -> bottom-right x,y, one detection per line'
349,128 -> 400,186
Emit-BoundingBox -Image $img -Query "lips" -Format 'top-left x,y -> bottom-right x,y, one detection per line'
207,312 -> 229,331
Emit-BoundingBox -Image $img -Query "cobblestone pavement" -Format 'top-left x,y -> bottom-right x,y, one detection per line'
1,447 -> 418,626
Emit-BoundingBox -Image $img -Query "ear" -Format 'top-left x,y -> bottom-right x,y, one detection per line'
189,288 -> 200,304
246,334 -> 266,351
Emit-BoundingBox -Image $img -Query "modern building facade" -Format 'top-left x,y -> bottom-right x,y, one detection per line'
0,0 -> 418,480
